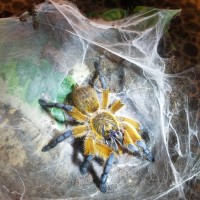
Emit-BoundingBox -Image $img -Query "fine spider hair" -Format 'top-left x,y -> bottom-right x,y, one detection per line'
39,57 -> 154,193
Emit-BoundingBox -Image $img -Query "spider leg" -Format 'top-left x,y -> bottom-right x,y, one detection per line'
137,140 -> 154,162
94,58 -> 108,90
83,135 -> 116,192
101,89 -> 109,109
42,125 -> 88,152
100,152 -> 115,193
42,130 -> 72,152
80,154 -> 94,175
94,58 -> 109,109
117,116 -> 141,132
109,100 -> 124,113
122,122 -> 154,162
89,68 -> 98,87
84,136 -> 113,159
121,122 -> 142,142
38,99 -> 88,122
80,137 -> 96,175
123,130 -> 139,154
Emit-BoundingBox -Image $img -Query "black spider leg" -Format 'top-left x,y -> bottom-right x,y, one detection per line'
127,143 -> 140,155
94,57 -> 108,90
137,140 -> 154,162
38,99 -> 73,112
42,130 -> 72,152
89,68 -> 98,87
80,155 -> 94,175
100,152 -> 115,193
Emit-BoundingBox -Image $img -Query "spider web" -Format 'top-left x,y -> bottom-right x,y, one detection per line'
0,0 -> 199,199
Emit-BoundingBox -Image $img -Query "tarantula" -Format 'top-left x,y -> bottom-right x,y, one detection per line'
39,58 -> 154,193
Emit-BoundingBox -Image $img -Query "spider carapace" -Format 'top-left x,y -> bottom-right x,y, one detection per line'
39,58 -> 154,193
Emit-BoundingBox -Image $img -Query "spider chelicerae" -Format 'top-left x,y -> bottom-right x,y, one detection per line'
39,58 -> 154,193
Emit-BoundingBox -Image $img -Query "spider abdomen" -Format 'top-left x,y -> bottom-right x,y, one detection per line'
72,86 -> 100,114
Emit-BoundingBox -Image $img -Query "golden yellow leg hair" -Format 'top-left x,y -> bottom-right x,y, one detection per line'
123,130 -> 139,153
84,137 -> 95,155
68,107 -> 88,122
38,99 -> 88,122
101,89 -> 110,109
121,122 -> 142,142
72,125 -> 89,138
109,100 -> 124,113
84,136 -> 114,160
118,116 -> 141,132
123,130 -> 134,146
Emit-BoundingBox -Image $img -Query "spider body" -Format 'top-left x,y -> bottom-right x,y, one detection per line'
90,111 -> 119,136
72,86 -> 100,114
39,59 -> 154,193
